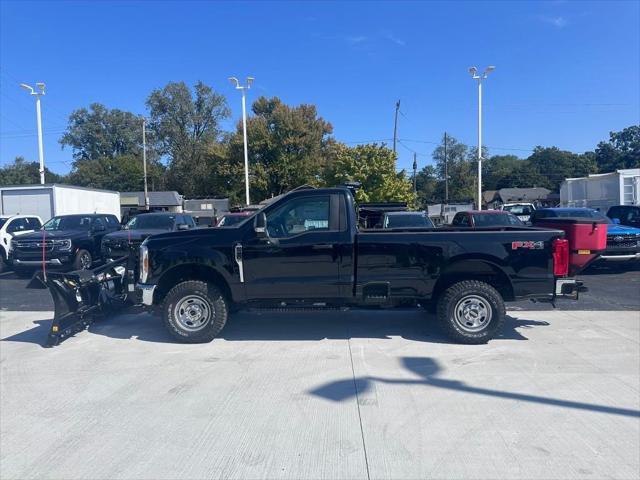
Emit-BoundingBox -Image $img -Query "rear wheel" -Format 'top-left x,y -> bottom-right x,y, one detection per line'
436,280 -> 505,344
162,280 -> 228,343
0,252 -> 7,273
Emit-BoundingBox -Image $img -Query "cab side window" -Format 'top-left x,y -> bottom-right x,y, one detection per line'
7,218 -> 29,233
452,213 -> 470,226
27,217 -> 42,230
104,215 -> 119,228
266,196 -> 330,238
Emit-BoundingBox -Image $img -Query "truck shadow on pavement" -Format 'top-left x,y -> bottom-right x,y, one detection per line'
2,309 -> 548,347
309,356 -> 640,419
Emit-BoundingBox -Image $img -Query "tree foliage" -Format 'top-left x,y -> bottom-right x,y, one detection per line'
228,96 -> 334,201
146,81 -> 230,197
0,157 -> 62,185
323,143 -> 416,205
60,103 -> 142,161
65,155 -> 166,192
594,125 -> 640,171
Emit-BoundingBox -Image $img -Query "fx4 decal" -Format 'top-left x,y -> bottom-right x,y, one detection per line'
512,241 -> 544,250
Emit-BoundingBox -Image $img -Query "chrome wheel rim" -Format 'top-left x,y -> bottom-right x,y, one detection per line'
454,295 -> 492,332
80,252 -> 92,269
174,295 -> 212,331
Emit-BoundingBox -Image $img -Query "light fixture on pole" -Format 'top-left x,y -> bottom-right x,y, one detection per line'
229,76 -> 254,206
20,82 -> 46,185
468,65 -> 495,210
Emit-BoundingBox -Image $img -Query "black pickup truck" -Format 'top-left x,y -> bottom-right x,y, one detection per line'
110,185 -> 580,345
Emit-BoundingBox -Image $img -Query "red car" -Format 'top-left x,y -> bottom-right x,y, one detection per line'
451,210 -> 524,227
216,211 -> 253,227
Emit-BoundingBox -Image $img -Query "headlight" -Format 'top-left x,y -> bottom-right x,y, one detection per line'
139,245 -> 149,283
52,239 -> 72,250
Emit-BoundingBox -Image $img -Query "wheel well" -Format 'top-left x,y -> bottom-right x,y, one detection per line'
153,263 -> 232,305
432,260 -> 514,302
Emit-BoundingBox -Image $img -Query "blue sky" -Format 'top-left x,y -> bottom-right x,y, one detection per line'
1,0 -> 638,176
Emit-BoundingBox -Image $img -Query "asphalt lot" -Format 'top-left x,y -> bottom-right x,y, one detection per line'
1,263 -> 639,479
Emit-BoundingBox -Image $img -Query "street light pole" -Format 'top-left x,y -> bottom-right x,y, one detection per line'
229,76 -> 254,206
142,117 -> 149,210
468,66 -> 495,210
20,82 -> 46,184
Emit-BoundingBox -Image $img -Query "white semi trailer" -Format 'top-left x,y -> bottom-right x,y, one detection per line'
0,184 -> 121,222
560,168 -> 640,212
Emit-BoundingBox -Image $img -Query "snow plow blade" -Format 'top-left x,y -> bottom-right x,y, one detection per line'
27,257 -> 135,347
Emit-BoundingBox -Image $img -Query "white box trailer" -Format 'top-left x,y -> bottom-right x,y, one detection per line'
560,169 -> 640,212
0,184 -> 121,222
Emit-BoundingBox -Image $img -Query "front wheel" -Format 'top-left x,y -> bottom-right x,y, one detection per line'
73,249 -> 92,270
162,281 -> 229,343
436,280 -> 505,344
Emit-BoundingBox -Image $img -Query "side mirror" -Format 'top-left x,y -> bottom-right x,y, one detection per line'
255,212 -> 268,238
177,224 -> 189,230
612,218 -> 621,224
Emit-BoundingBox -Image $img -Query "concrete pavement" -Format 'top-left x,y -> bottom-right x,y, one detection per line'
1,308 -> 639,479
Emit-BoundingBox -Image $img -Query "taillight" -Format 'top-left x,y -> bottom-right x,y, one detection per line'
553,238 -> 569,277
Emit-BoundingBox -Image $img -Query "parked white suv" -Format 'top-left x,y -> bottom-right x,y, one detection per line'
500,203 -> 536,224
0,215 -> 43,272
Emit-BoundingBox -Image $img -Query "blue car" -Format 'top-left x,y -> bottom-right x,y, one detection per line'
531,208 -> 640,262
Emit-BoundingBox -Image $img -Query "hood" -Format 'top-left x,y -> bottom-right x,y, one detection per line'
104,229 -> 169,242
606,224 -> 640,235
16,229 -> 92,241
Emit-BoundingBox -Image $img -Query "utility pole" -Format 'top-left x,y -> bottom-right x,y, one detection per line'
393,100 -> 400,154
229,76 -> 254,205
142,118 -> 149,210
444,132 -> 449,203
412,153 -> 417,194
20,83 -> 46,184
468,66 -> 495,210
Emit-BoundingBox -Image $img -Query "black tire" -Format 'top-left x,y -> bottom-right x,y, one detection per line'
0,253 -> 7,273
162,280 -> 228,343
73,249 -> 92,270
436,280 -> 505,344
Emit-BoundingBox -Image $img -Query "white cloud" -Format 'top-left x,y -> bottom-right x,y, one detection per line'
539,15 -> 568,28
384,32 -> 406,47
346,35 -> 368,45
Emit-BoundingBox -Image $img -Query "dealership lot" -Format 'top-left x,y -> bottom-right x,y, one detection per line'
1,266 -> 639,479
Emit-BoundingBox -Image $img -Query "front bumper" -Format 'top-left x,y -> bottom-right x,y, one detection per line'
600,252 -> 640,261
137,283 -> 156,306
13,258 -> 64,266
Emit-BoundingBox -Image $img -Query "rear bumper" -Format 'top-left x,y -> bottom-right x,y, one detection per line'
554,277 -> 585,300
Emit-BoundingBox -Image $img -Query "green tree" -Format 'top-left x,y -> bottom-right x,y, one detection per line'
227,96 -> 334,202
414,165 -> 438,207
595,125 -> 640,172
146,81 -> 230,197
60,103 -> 143,161
484,155 -> 546,190
432,135 -> 476,202
65,154 -> 165,192
527,147 -> 597,191
0,157 -> 62,185
323,143 -> 416,205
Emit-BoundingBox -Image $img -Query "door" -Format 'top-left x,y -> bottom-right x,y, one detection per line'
1,189 -> 53,221
243,194 -> 341,300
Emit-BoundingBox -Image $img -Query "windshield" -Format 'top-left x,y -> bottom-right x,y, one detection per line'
503,205 -> 534,215
0,218 -> 7,229
126,215 -> 175,230
43,215 -> 94,231
218,215 -> 248,227
472,213 -> 523,227
385,213 -> 434,228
